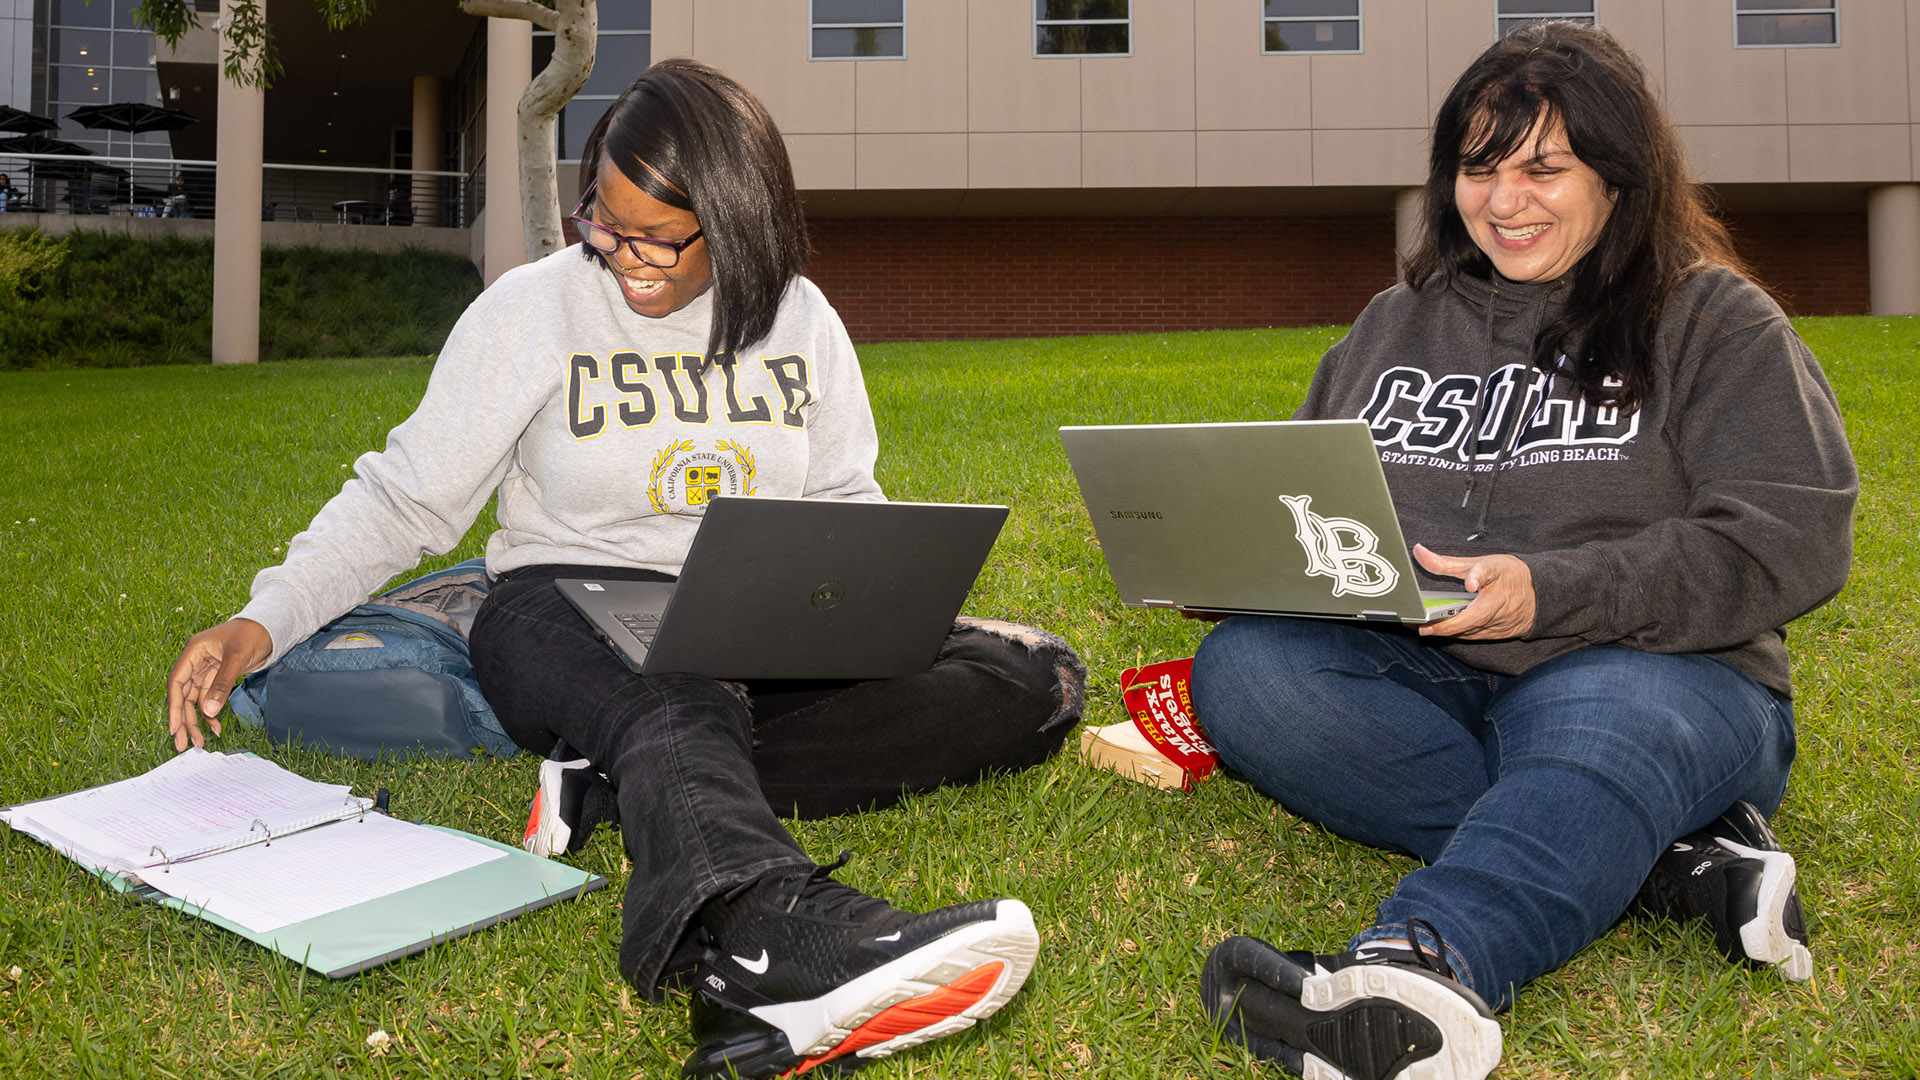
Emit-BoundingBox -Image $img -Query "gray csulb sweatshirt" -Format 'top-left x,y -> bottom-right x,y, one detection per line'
1296,265 -> 1858,696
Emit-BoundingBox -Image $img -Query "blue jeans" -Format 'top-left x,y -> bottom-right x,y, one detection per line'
1191,616 -> 1795,1010
468,564 -> 1084,1000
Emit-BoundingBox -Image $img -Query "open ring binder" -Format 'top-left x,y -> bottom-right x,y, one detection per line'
2,750 -> 607,979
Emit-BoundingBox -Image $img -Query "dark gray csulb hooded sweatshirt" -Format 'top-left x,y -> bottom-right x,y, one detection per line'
1295,265 -> 1857,696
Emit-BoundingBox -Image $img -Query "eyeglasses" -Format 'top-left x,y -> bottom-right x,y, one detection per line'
570,180 -> 705,269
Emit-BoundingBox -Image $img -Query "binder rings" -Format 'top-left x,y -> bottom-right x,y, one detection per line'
2,750 -> 607,979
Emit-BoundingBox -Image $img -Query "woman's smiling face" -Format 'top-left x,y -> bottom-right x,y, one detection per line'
588,161 -> 713,318
1454,114 -> 1615,284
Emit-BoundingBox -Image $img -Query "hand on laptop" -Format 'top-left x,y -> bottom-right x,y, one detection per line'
166,618 -> 273,751
1411,545 -> 1535,641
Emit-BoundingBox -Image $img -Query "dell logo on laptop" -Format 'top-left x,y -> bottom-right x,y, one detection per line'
811,581 -> 847,609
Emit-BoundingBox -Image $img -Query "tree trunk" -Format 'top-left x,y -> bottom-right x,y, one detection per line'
461,0 -> 598,264
515,0 -> 596,263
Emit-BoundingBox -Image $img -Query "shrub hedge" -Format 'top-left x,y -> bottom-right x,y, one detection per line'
0,229 -> 482,368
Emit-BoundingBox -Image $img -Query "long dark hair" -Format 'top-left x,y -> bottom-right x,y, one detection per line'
1404,22 -> 1751,413
578,58 -> 809,369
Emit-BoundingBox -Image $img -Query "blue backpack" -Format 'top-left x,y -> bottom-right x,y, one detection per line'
226,558 -> 520,759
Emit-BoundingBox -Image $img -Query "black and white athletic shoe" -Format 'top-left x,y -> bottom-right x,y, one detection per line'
681,853 -> 1039,1078
1200,926 -> 1501,1080
520,740 -> 613,857
1633,800 -> 1814,982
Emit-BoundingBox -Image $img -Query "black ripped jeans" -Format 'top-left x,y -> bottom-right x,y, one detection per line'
468,563 -> 1084,999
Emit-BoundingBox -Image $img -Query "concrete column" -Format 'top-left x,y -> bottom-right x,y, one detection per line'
211,0 -> 266,365
1393,187 -> 1425,282
1867,183 -> 1920,316
483,16 -> 531,285
411,75 -> 444,228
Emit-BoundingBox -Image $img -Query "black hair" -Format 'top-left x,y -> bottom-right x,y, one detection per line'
1404,21 -> 1752,413
577,58 -> 809,370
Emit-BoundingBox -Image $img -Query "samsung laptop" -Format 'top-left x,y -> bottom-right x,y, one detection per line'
1059,420 -> 1474,625
555,496 -> 1007,680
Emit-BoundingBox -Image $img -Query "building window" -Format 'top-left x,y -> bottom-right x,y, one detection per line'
811,0 -> 905,60
1496,1 -> 1596,38
1262,1 -> 1362,55
1034,0 -> 1129,57
38,0 -> 170,161
1734,1 -> 1838,47
534,1 -> 651,161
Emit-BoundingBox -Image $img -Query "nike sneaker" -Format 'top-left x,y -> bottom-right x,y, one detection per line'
1632,800 -> 1814,981
681,853 -> 1039,1078
520,740 -> 614,858
1200,928 -> 1502,1080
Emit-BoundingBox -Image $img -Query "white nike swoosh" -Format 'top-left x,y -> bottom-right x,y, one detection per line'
1672,842 -> 1695,853
875,931 -> 902,943
732,950 -> 770,975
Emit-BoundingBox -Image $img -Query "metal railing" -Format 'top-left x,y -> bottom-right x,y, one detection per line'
0,154 -> 474,228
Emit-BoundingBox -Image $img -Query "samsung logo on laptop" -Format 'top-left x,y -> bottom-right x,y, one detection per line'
1109,509 -> 1163,520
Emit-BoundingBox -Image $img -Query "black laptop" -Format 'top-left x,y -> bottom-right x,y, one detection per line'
555,496 -> 1008,680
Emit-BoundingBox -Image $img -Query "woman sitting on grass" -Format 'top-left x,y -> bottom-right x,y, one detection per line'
164,58 -> 1082,1079
1193,23 -> 1855,1080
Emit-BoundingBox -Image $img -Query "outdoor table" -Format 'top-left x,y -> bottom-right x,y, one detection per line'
333,199 -> 381,224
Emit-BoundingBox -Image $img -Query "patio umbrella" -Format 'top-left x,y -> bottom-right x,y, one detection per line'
0,133 -> 94,157
65,102 -> 198,134
0,105 -> 58,134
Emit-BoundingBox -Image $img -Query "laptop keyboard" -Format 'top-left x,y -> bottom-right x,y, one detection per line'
614,611 -> 661,646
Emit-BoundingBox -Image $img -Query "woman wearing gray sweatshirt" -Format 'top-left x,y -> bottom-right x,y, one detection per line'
1195,24 -> 1856,1080
164,60 -> 1081,1079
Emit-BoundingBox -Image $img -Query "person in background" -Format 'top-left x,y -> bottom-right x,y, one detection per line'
1192,23 -> 1854,1080
165,59 -> 1083,1079
385,178 -> 412,227
162,173 -> 191,218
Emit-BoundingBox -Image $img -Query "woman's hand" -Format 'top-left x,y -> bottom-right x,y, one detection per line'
1413,544 -> 1536,641
165,618 -> 273,751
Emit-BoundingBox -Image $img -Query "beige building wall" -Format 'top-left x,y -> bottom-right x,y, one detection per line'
530,3 -> 1920,310
634,1 -> 1917,212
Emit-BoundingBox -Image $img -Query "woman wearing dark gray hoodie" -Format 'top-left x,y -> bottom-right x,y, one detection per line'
1193,23 -> 1856,1080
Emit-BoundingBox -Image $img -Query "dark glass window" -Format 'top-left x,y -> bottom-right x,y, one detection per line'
1496,1 -> 1596,37
55,66 -> 111,102
1263,0 -> 1362,54
1735,2 -> 1837,46
812,0 -> 905,60
581,33 -> 650,95
1035,0 -> 1129,56
535,1 -> 650,162
52,28 -> 109,66
558,97 -> 612,161
52,0 -> 113,28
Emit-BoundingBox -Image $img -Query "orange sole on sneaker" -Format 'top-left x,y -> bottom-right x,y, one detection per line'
521,788 -> 547,849
789,961 -> 1006,1075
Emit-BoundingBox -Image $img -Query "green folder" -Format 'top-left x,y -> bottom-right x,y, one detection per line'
96,825 -> 607,978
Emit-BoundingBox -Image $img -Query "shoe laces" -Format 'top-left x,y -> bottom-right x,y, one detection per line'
1404,917 -> 1456,980
769,850 -> 893,922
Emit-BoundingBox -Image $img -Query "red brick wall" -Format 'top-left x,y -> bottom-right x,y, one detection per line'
805,215 -> 1399,343
801,209 -> 1871,341
1719,211 -> 1869,317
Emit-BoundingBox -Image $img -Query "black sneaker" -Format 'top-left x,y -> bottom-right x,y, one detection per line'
520,740 -> 614,857
1632,800 -> 1813,981
681,853 -> 1039,1078
1200,926 -> 1501,1080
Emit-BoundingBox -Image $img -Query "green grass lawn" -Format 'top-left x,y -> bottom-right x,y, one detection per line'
1,318 -> 1915,1078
